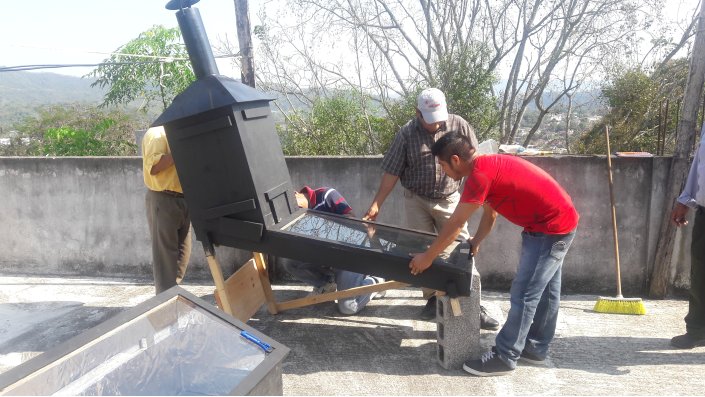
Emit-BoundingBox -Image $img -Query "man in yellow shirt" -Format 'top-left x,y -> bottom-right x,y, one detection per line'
142,126 -> 192,294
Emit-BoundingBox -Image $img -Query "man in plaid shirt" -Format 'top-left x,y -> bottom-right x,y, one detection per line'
363,88 -> 499,330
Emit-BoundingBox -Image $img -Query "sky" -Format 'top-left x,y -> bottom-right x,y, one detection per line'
0,0 -> 702,80
0,0 -> 249,78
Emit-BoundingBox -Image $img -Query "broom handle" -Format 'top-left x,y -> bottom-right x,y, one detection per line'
604,125 -> 623,298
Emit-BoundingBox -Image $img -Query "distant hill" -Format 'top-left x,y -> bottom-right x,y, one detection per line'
0,70 -> 106,130
493,80 -> 606,115
1,70 -> 608,139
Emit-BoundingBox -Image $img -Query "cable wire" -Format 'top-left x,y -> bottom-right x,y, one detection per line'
0,54 -> 237,73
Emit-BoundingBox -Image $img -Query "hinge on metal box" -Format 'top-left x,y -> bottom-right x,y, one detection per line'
264,182 -> 295,223
202,199 -> 264,241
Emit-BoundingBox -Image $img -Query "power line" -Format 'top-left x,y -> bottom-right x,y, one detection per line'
0,55 -> 237,73
2,44 -> 190,61
0,61 -> 179,73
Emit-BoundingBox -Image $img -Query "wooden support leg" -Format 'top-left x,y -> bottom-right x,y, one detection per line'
275,281 -> 408,311
212,251 -> 410,319
436,291 -> 462,316
202,241 -> 233,316
252,252 -> 279,314
449,298 -> 462,316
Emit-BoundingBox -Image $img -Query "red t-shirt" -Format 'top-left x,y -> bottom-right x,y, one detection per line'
461,154 -> 579,234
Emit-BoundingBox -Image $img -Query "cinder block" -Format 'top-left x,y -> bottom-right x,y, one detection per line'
436,264 -> 482,370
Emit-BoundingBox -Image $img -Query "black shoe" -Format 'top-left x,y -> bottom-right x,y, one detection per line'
670,333 -> 705,349
419,296 -> 437,321
519,349 -> 546,365
480,305 -> 500,331
462,347 -> 514,377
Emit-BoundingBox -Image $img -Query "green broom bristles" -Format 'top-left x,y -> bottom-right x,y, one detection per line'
593,296 -> 646,315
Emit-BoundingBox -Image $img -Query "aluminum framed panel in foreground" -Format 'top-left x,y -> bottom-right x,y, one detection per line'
0,287 -> 289,396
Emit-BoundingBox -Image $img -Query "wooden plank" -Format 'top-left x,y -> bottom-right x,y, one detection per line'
450,298 -> 462,316
205,253 -> 233,315
214,259 -> 266,323
276,281 -> 408,311
252,252 -> 279,314
436,290 -> 463,316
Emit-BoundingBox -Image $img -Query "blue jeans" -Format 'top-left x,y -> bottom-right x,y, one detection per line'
279,258 -> 334,288
495,229 -> 576,369
280,258 -> 375,314
335,269 -> 377,315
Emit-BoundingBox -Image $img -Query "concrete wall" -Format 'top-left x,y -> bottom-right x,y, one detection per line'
0,156 -> 694,295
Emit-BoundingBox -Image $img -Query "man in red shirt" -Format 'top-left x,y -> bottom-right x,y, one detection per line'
409,132 -> 579,376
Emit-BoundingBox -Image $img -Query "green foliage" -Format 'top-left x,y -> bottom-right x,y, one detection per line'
604,70 -> 658,118
375,100 -> 413,153
575,60 -> 689,154
435,45 -> 499,141
379,45 -> 500,151
43,120 -> 116,156
277,69 -> 498,156
378,94 -> 419,153
1,104 -> 140,156
88,25 -> 195,111
278,93 -> 388,155
375,47 -> 499,154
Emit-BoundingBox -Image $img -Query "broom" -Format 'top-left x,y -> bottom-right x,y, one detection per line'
593,125 -> 647,315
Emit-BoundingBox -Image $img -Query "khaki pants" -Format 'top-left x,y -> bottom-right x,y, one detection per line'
145,190 -> 192,294
403,189 -> 469,300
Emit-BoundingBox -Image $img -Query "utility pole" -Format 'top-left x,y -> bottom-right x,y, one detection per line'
234,0 -> 255,88
649,0 -> 705,298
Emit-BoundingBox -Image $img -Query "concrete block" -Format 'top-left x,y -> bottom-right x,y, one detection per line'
436,264 -> 482,370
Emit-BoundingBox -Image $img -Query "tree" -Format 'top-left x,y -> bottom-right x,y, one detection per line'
252,0 -> 665,150
650,0 -> 705,298
574,60 -> 690,154
278,92 -> 389,155
1,104 -> 140,156
435,45 -> 499,141
246,7 -> 499,154
88,25 -> 195,111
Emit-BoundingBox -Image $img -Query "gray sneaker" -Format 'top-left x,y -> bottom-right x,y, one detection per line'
463,347 -> 514,377
370,276 -> 386,299
308,281 -> 337,296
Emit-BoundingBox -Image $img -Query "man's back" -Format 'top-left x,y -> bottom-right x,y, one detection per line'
461,154 -> 579,234
301,186 -> 352,215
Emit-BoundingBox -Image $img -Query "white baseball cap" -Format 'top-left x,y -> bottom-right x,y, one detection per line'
417,88 -> 448,124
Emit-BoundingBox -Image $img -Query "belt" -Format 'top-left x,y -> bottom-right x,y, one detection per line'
405,188 -> 454,200
160,190 -> 184,198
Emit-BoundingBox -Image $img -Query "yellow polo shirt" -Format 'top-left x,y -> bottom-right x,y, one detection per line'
142,126 -> 183,193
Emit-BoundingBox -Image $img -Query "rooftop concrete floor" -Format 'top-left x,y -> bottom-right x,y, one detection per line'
1,273 -> 704,395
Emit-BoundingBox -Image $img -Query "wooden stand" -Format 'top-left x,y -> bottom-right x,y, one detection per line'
203,241 -> 408,322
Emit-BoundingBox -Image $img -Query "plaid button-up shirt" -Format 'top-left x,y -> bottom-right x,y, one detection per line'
381,114 -> 479,199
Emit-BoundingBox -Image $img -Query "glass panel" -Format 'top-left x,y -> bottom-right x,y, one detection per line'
282,211 -> 459,262
10,297 -> 267,396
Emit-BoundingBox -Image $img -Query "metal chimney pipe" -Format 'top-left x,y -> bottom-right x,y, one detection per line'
175,7 -> 219,79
